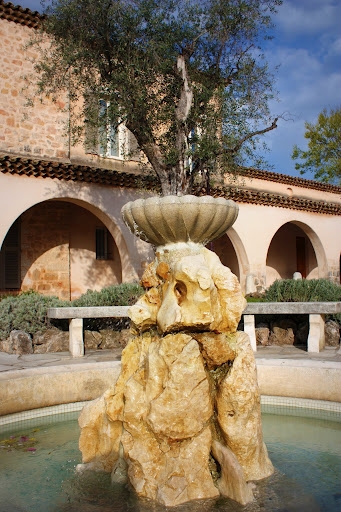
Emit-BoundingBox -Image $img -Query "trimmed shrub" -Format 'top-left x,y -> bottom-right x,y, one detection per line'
0,291 -> 68,340
263,279 -> 341,323
0,284 -> 144,340
71,283 -> 143,307
263,279 -> 341,303
71,283 -> 144,331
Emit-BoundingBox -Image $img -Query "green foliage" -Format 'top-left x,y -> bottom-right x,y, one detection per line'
264,279 -> 341,303
291,107 -> 341,185
0,284 -> 144,339
71,283 -> 143,330
71,283 -> 143,307
32,0 -> 282,195
0,292 -> 67,339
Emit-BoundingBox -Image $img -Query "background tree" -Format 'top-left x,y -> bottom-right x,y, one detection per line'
33,0 -> 282,196
292,107 -> 341,185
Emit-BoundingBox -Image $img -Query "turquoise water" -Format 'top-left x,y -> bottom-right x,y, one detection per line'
0,410 -> 340,512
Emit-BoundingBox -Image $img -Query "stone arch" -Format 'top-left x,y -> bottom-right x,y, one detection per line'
54,196 -> 132,282
0,197 -> 132,299
210,227 -> 249,291
266,220 -> 327,287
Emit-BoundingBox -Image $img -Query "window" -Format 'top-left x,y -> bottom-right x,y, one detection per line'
98,99 -> 127,159
186,127 -> 202,173
85,93 -> 139,160
96,227 -> 111,260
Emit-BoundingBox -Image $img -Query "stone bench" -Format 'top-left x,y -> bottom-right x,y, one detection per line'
48,302 -> 341,357
47,306 -> 130,357
243,302 -> 341,353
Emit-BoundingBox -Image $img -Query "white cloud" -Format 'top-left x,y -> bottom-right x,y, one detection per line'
261,1 -> 341,177
275,0 -> 341,37
326,37 -> 341,57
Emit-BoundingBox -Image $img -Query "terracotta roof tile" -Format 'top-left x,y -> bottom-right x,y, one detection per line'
0,154 -> 159,190
1,154 -> 340,216
0,1 -> 42,29
241,167 -> 341,193
222,187 -> 341,215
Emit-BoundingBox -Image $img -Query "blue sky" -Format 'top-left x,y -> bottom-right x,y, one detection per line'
263,0 -> 341,180
15,0 -> 341,181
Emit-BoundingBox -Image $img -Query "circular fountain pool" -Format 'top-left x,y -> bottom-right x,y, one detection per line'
0,406 -> 340,512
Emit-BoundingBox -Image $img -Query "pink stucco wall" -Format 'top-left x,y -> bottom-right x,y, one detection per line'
1,169 -> 340,298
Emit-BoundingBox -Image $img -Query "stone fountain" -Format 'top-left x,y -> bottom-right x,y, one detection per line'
77,195 -> 274,507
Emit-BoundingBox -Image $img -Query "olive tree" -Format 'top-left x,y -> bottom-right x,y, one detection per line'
33,0 -> 282,195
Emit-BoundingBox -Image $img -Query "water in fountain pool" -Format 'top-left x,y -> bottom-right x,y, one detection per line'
0,409 -> 340,512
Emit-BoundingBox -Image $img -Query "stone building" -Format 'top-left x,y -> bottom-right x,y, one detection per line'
1,1 -> 340,300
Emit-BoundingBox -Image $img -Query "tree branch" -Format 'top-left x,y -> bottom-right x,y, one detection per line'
227,117 -> 278,155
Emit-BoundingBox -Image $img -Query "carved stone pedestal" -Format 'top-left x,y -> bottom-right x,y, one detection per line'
77,196 -> 273,507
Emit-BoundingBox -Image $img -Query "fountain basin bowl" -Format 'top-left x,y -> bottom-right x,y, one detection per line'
121,195 -> 238,246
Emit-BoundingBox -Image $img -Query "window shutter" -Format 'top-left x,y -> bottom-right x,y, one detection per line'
96,227 -> 109,260
84,91 -> 100,154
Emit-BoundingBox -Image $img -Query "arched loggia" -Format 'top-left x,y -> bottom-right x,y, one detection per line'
210,227 -> 249,291
266,221 -> 328,286
0,199 -> 130,300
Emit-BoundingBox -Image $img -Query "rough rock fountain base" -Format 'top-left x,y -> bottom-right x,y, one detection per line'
77,239 -> 273,507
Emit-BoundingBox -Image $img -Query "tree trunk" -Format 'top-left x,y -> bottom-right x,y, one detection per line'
174,54 -> 194,195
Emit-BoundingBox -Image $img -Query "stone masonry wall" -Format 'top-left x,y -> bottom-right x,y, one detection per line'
21,202 -> 71,300
0,17 -> 69,160
18,200 -> 122,300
